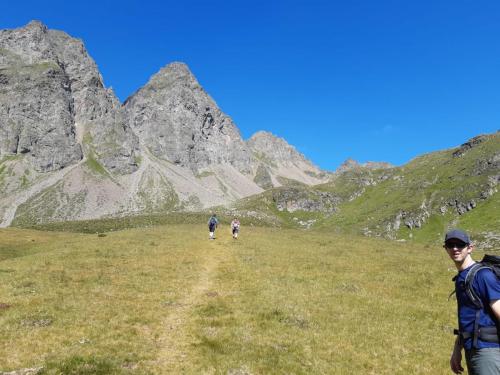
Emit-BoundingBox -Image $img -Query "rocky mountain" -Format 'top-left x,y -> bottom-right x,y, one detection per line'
247,131 -> 327,189
124,62 -> 253,173
1,22 -> 496,248
0,21 -> 329,227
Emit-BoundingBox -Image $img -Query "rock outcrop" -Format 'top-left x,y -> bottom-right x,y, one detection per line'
452,134 -> 489,158
272,188 -> 340,213
335,158 -> 394,174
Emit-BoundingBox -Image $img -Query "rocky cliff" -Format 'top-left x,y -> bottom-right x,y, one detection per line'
0,22 -> 82,172
0,21 -> 138,174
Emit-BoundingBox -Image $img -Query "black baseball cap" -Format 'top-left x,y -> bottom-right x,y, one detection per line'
445,229 -> 471,245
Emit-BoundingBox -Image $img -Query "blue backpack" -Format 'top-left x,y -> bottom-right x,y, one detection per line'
453,255 -> 500,347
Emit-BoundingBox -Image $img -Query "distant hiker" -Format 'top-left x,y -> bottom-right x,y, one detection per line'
231,217 -> 240,239
208,214 -> 218,240
444,229 -> 500,374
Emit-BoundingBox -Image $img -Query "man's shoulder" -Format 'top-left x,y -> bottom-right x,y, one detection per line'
475,267 -> 498,283
472,266 -> 500,299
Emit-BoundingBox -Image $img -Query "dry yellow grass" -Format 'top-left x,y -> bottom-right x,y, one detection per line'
0,224 -> 461,374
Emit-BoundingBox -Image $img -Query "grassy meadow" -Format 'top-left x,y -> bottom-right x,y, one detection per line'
0,224 -> 469,374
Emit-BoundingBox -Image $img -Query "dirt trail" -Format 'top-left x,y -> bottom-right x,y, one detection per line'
153,235 -> 230,373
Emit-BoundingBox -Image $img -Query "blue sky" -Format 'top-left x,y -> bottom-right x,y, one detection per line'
2,0 -> 499,171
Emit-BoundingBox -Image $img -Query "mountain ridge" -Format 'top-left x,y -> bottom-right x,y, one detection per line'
0,21 -> 330,226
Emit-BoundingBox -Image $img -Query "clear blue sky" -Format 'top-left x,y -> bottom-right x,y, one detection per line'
2,0 -> 499,171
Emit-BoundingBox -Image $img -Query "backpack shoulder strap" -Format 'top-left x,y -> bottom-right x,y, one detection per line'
465,263 -> 490,348
464,263 -> 491,309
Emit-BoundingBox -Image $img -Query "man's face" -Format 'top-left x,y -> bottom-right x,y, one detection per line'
443,240 -> 472,263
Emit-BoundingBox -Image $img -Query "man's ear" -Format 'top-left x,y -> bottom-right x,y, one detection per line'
467,244 -> 474,254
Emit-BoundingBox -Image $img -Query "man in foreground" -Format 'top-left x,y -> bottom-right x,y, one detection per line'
445,229 -> 500,374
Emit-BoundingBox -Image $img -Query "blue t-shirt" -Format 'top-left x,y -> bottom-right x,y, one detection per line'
455,264 -> 500,349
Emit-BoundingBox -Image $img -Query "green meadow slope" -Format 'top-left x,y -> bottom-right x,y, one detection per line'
1,225 -> 465,374
236,132 -> 500,247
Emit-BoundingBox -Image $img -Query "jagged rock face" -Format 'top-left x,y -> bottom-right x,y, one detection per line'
0,22 -> 82,172
0,21 -> 138,174
247,131 -> 329,186
0,59 -> 82,171
124,62 -> 252,173
48,28 -> 139,173
248,131 -> 313,166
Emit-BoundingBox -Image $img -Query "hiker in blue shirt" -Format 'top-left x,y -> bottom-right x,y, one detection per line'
208,214 -> 218,240
444,229 -> 500,374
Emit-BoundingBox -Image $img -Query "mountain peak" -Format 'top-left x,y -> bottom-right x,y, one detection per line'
161,61 -> 193,75
132,62 -> 201,98
24,20 -> 48,32
336,159 -> 360,173
248,131 -> 305,163
124,60 -> 252,172
247,131 -> 328,186
152,61 -> 198,84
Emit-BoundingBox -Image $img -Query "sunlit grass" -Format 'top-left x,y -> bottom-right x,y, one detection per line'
1,225 -> 462,373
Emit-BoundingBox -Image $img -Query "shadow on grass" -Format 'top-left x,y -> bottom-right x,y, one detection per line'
40,356 -> 123,375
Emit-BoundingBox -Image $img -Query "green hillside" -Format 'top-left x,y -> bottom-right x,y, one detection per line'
235,132 -> 500,246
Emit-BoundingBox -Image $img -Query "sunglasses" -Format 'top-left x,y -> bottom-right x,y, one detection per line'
444,242 -> 468,250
